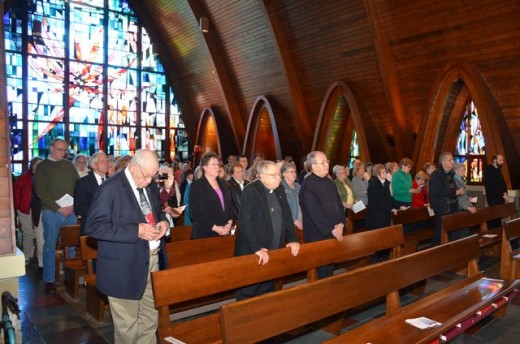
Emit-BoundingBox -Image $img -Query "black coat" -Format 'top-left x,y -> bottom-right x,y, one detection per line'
365,178 -> 395,229
226,177 -> 249,219
189,176 -> 234,239
74,173 -> 100,235
235,180 -> 297,256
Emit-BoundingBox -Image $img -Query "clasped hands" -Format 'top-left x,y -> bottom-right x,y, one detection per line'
331,223 -> 344,241
255,242 -> 300,265
212,223 -> 232,235
138,220 -> 168,241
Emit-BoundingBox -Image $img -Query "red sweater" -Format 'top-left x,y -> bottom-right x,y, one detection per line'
13,171 -> 33,214
411,180 -> 429,208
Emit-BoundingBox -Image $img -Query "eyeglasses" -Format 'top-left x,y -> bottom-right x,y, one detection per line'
284,170 -> 297,174
206,163 -> 220,167
52,145 -> 66,152
136,163 -> 158,180
312,160 -> 329,165
262,172 -> 281,178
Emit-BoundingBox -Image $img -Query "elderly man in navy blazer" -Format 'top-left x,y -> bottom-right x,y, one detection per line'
85,149 -> 169,344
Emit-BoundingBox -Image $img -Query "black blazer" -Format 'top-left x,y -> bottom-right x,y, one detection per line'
74,173 -> 100,235
365,178 -> 395,229
189,176 -> 234,239
226,177 -> 249,219
235,180 -> 298,256
84,170 -> 168,300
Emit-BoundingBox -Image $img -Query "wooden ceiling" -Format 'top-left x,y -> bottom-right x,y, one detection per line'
127,0 -> 520,176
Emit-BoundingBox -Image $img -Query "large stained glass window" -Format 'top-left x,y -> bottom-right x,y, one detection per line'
4,0 -> 188,176
454,100 -> 485,184
349,130 -> 359,168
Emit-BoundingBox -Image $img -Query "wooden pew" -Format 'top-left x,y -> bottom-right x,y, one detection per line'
152,225 -> 405,344
392,206 -> 434,255
501,218 -> 520,279
345,208 -> 366,234
168,225 -> 192,242
79,235 -> 109,322
59,225 -> 85,299
441,203 -> 516,255
220,235 -> 520,344
166,235 -> 236,268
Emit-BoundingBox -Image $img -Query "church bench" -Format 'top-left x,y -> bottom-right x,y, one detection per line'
220,235 -> 519,344
152,225 -> 405,344
345,208 -> 367,234
168,225 -> 192,242
79,235 -> 109,322
166,234 -> 236,268
392,206 -> 434,255
59,225 -> 85,299
441,203 -> 516,255
501,218 -> 520,279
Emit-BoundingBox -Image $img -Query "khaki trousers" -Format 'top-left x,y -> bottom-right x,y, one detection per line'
108,254 -> 159,344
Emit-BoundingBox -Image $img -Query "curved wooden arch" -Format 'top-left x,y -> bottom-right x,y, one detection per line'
312,81 -> 370,164
242,96 -> 282,161
195,107 -> 221,157
414,61 -> 511,187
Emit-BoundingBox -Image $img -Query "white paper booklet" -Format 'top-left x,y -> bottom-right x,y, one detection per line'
405,316 -> 441,329
352,200 -> 366,213
55,193 -> 74,207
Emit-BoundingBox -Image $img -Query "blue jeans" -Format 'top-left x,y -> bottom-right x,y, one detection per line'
42,210 -> 77,283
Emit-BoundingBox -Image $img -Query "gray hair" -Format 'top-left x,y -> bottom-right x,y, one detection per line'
453,162 -> 465,172
332,164 -> 345,176
89,151 -> 107,168
280,161 -> 296,175
131,149 -> 159,168
256,160 -> 277,175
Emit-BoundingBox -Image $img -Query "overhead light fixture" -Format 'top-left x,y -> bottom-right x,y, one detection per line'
199,17 -> 209,33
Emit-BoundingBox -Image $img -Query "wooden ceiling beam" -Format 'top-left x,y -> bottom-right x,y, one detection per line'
363,0 -> 414,159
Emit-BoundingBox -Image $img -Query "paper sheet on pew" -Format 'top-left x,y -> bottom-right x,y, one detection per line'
164,337 -> 186,344
405,316 -> 442,329
352,200 -> 366,213
482,234 -> 498,238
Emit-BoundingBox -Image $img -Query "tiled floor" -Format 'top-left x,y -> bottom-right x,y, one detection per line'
16,256 -> 520,343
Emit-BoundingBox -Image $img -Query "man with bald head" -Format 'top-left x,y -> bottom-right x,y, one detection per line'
85,149 -> 169,344
299,151 -> 345,279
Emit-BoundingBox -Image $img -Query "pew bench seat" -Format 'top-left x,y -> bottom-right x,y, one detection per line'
501,218 -> 520,279
324,275 -> 519,343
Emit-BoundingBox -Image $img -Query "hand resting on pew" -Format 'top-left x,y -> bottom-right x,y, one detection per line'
332,223 -> 344,241
255,242 -> 300,265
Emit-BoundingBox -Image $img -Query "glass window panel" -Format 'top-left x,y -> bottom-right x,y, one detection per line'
349,130 -> 359,168
108,11 -> 138,67
69,123 -> 101,155
28,1 -> 66,58
69,2 -> 104,63
107,125 -> 136,156
28,120 -> 66,157
75,0 -> 105,8
5,0 -> 186,170
109,0 -> 133,14
4,13 -> 23,52
141,128 -> 165,159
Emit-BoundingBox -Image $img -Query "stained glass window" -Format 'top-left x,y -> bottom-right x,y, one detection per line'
454,100 -> 485,184
349,130 -> 359,168
4,0 -> 188,175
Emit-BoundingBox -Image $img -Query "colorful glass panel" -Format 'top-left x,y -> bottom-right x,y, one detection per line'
349,130 -> 359,168
454,100 -> 485,184
5,0 -> 188,175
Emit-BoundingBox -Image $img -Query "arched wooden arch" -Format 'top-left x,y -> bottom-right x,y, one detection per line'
195,107 -> 221,157
414,61 -> 513,187
312,81 -> 369,165
242,96 -> 282,161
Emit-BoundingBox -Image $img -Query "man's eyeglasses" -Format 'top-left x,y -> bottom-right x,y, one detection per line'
136,163 -> 158,180
262,172 -> 281,178
51,145 -> 66,152
313,160 -> 329,165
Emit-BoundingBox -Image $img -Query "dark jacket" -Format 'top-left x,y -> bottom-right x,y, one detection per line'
74,173 -> 101,235
429,166 -> 458,215
84,170 -> 168,300
235,180 -> 297,256
366,178 -> 396,229
189,176 -> 234,239
226,177 -> 249,219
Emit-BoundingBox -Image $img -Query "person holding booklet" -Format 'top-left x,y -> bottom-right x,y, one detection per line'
34,138 -> 79,293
